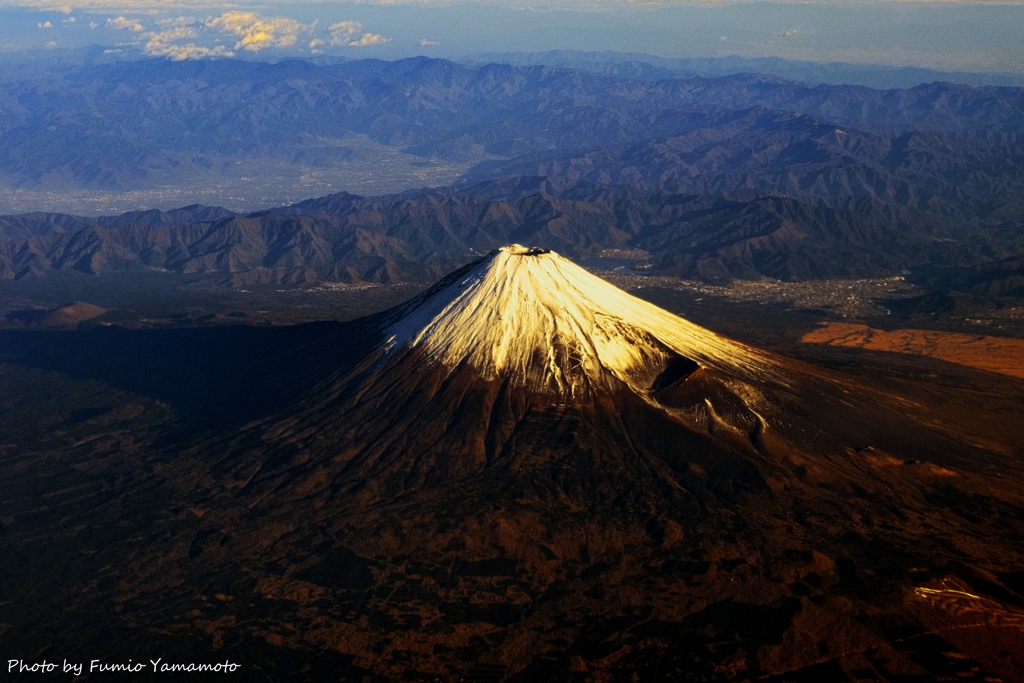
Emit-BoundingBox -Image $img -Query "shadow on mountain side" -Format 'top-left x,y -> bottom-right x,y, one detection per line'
0,320 -> 373,429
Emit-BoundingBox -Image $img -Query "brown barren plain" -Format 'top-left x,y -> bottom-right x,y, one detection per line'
802,322 -> 1024,380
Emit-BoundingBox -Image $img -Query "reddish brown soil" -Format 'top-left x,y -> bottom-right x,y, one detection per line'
802,322 -> 1024,379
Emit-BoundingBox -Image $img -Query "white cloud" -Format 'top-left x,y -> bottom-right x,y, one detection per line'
140,19 -> 239,59
765,27 -> 800,45
45,40 -> 57,47
329,20 -> 362,34
13,0 -> 231,7
348,32 -> 389,47
148,42 -> 233,60
328,20 -> 389,47
37,20 -> 52,27
107,16 -> 145,31
62,15 -> 75,22
328,19 -> 362,46
154,15 -> 195,28
206,11 -> 308,52
88,20 -> 98,28
146,25 -> 195,44
420,38 -> 440,46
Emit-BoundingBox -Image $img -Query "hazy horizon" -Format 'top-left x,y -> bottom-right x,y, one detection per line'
3,1 -> 1024,73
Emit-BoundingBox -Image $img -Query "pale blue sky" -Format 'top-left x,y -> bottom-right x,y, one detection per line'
2,1 -> 1023,72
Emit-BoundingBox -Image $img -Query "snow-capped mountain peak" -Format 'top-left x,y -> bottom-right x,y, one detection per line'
382,245 -> 776,395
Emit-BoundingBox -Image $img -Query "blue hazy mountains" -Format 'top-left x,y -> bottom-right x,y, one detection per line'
3,56 -> 1023,191
1,55 -> 1024,289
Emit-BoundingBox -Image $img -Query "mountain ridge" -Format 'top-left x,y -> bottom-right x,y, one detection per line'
3,178 -> 1020,285
476,49 -> 1024,89
3,56 -> 1024,194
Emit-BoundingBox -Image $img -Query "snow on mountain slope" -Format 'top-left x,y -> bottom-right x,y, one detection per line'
382,245 -> 788,396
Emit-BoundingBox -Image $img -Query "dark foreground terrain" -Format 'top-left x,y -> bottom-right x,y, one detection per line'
1,272 -> 1023,682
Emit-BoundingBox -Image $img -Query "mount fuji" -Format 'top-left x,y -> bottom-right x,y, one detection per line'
216,245 -> 988,505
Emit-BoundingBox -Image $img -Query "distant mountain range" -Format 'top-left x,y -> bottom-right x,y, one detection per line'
2,177 -> 1022,288
477,50 -> 1024,89
2,56 -> 1023,192
1,55 -> 1023,291
462,107 -> 1024,221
